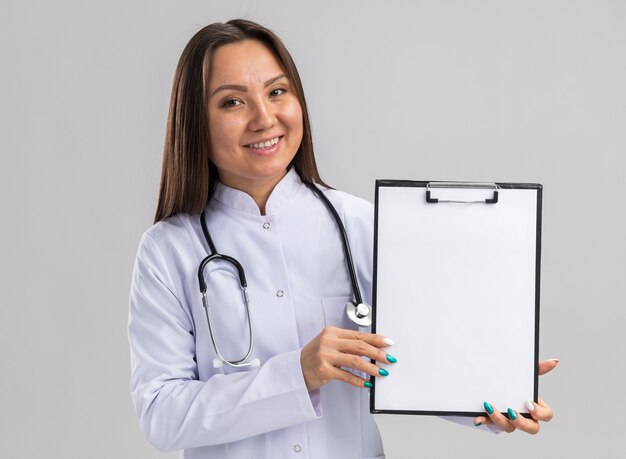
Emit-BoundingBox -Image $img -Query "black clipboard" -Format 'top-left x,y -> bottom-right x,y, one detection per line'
370,181 -> 542,417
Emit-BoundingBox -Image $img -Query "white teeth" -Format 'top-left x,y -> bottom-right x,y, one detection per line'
248,137 -> 279,149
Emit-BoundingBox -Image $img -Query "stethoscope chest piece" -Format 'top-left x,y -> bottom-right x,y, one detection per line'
346,301 -> 372,327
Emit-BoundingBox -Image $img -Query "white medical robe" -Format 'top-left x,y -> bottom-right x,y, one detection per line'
129,168 -> 385,458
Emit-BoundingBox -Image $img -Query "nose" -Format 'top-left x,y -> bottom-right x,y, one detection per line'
248,98 -> 276,132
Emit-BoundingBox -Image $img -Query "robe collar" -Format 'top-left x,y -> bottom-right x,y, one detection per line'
211,167 -> 304,216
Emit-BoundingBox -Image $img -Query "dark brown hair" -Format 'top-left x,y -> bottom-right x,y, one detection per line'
154,19 -> 327,223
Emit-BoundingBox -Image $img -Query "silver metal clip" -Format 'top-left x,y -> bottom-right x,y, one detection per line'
426,182 -> 499,204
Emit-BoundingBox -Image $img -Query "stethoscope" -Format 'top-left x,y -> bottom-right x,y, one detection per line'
197,182 -> 373,369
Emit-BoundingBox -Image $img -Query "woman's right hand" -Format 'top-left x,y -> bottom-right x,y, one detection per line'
300,326 -> 396,391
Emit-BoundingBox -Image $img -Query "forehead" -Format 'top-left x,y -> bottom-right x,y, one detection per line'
208,39 -> 285,88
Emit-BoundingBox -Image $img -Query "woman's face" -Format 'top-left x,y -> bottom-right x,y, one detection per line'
206,39 -> 304,193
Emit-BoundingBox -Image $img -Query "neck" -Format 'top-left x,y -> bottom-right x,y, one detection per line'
218,169 -> 289,215
247,186 -> 274,215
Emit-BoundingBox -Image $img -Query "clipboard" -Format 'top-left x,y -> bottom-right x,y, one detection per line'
370,181 -> 542,417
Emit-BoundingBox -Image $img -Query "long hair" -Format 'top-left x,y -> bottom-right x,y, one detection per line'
154,19 -> 327,223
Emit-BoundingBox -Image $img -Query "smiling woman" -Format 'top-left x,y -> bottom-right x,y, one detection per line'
128,18 -> 555,459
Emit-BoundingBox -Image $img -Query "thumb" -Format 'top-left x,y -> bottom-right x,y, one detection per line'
538,359 -> 559,375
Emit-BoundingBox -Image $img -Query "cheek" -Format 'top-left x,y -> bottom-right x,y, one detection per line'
209,116 -> 243,159
283,99 -> 304,137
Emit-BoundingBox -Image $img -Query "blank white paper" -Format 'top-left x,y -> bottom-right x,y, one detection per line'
373,184 -> 539,415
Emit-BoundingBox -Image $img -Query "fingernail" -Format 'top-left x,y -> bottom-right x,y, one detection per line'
548,358 -> 560,364
364,381 -> 373,388
383,338 -> 396,346
474,421 -> 482,426
524,400 -> 535,412
386,354 -> 397,363
507,408 -> 518,420
379,368 -> 390,377
483,402 -> 494,414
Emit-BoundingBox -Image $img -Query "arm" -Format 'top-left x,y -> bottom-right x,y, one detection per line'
128,233 -> 320,451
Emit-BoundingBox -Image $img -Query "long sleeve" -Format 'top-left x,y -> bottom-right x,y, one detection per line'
128,233 -> 320,451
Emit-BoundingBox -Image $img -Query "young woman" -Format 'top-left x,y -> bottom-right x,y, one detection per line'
128,19 -> 555,458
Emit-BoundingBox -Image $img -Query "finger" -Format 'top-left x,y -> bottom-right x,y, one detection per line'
527,399 -> 554,422
483,402 -> 515,433
538,359 -> 559,375
328,365 -> 373,389
334,352 -> 390,378
334,328 -> 395,349
505,408 -> 540,434
338,338 -> 396,364
473,416 -> 493,427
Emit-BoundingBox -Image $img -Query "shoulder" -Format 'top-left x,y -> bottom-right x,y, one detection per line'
137,212 -> 198,262
319,187 -> 375,273
143,213 -> 189,244
320,188 -> 374,240
323,188 -> 373,222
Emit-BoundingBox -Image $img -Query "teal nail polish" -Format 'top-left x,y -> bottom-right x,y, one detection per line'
474,421 -> 482,426
386,354 -> 397,363
483,402 -> 494,414
378,368 -> 390,377
364,381 -> 373,388
507,408 -> 518,420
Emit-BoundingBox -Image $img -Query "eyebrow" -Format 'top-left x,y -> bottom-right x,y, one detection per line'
209,74 -> 288,97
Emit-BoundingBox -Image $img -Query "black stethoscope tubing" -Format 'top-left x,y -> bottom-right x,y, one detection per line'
303,182 -> 363,305
197,181 -> 369,368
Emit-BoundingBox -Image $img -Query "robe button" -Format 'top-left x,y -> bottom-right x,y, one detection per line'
276,290 -> 284,298
263,222 -> 271,229
293,444 -> 302,453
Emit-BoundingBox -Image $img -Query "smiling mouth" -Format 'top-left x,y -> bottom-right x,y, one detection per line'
245,136 -> 282,149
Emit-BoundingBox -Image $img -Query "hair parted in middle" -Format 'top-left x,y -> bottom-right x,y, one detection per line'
154,19 -> 327,223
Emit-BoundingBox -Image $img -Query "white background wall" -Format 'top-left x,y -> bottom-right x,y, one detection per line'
1,1 -> 624,457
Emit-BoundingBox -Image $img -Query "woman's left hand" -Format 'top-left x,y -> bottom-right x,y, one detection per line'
473,359 -> 558,434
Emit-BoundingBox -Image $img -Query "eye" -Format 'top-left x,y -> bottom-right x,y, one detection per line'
269,87 -> 286,97
222,98 -> 242,108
